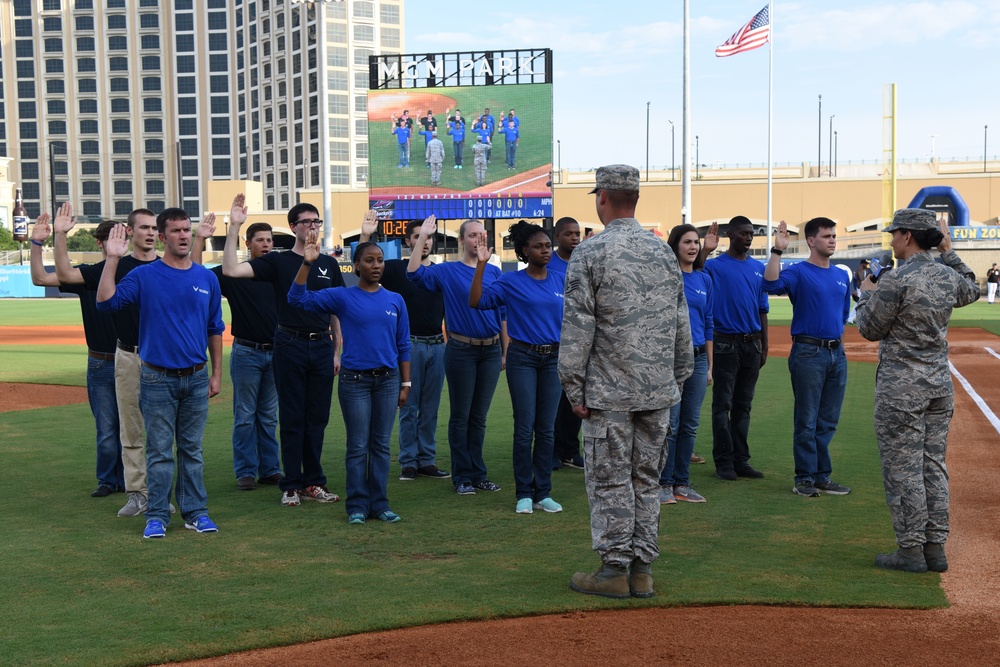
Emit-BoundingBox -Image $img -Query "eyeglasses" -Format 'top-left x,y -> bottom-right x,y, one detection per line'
295,219 -> 323,227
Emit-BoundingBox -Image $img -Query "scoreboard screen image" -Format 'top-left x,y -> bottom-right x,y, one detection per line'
367,83 -> 553,221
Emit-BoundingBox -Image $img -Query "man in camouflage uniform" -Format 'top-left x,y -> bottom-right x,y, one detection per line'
559,164 -> 694,599
426,131 -> 445,186
473,136 -> 490,187
856,208 -> 979,573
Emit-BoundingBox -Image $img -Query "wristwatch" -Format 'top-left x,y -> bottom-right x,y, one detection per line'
770,247 -> 783,256
302,259 -> 314,267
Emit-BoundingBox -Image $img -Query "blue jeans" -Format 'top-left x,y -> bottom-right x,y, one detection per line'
789,342 -> 847,484
506,345 -> 561,501
87,356 -> 124,490
397,142 -> 410,167
711,336 -> 761,471
398,339 -> 446,468
140,365 -> 210,525
443,339 -> 501,486
272,330 -> 335,491
453,140 -> 464,165
230,343 -> 281,480
506,141 -> 517,168
339,368 -> 399,517
661,352 -> 709,486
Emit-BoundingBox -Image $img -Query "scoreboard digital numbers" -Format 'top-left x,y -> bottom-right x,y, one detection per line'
372,194 -> 553,224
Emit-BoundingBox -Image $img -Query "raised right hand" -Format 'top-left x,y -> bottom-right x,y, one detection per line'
197,213 -> 217,239
106,223 -> 130,259
230,193 -> 247,228
361,209 -> 378,238
774,220 -> 790,251
419,214 -> 437,238
53,202 -> 75,235
304,230 -> 321,263
476,238 -> 493,263
32,213 -> 52,244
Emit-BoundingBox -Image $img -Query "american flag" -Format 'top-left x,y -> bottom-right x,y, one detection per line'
716,5 -> 770,57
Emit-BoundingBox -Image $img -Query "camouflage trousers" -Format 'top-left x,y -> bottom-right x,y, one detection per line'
874,395 -> 953,547
582,407 -> 671,567
430,162 -> 443,186
474,161 -> 487,186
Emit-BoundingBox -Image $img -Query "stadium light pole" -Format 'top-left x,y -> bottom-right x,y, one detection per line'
985,125 -> 989,173
695,135 -> 700,181
829,115 -> 835,176
817,94 -> 822,177
557,139 -> 561,173
834,131 -> 838,177
645,101 -> 650,181
669,120 -> 675,182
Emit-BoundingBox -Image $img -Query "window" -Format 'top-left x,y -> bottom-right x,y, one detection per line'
176,55 -> 195,73
281,194 -> 289,209
79,100 -> 97,114
329,118 -> 348,138
143,98 -> 162,113
331,141 -> 350,160
331,165 -> 349,185
210,76 -> 228,93
112,140 -> 131,154
142,56 -> 160,70
76,0 -> 94,8
43,17 -> 62,31
266,152 -> 274,167
327,23 -> 347,44
329,95 -> 348,115
110,57 -> 129,71
176,34 -> 194,52
212,138 -> 230,155
114,181 -> 132,195
82,181 -> 101,195
328,72 -> 348,91
143,118 -> 162,134
354,119 -> 368,136
16,39 -> 34,58
82,202 -> 102,216
20,122 -> 38,139
113,161 -> 131,175
213,159 -> 231,176
210,97 -> 228,114
22,162 -> 40,180
208,12 -> 226,30
46,80 -> 65,94
354,48 -> 373,67
210,54 -> 228,72
53,161 -> 69,176
44,38 -> 63,53
107,0 -> 126,7
14,19 -> 33,36
108,35 -> 127,50
19,81 -> 36,98
180,139 -> 197,155
76,16 -> 94,30
179,118 -> 197,136
47,100 -> 66,115
77,37 -> 95,52
110,78 -> 129,92
16,61 -> 34,78
311,167 -> 320,187
380,3 -> 400,24
139,14 -> 158,29
145,139 -> 163,154
174,0 -> 192,9
114,201 -> 133,216
177,97 -> 196,115
183,180 -> 199,196
355,96 -> 367,113
139,0 -> 158,6
211,118 -> 229,135
107,15 -> 126,30
142,77 -> 161,92
177,77 -> 196,95
209,33 -> 227,51
355,166 -> 368,183
111,98 -> 129,113
112,119 -> 130,133
77,58 -> 96,72
18,101 -> 37,118
354,25 -> 374,43
145,160 -> 164,174
49,121 -> 67,135
46,58 -> 64,73
354,1 -> 374,18
175,14 -> 194,32
146,181 -> 165,195
141,35 -> 159,50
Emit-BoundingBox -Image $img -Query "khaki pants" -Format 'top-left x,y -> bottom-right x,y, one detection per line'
115,346 -> 146,496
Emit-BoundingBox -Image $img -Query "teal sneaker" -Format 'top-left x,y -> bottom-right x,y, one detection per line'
143,519 -> 166,539
515,498 -> 533,514
533,497 -> 563,513
377,510 -> 401,523
348,513 -> 366,525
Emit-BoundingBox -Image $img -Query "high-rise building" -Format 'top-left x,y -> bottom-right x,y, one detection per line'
0,0 -> 403,221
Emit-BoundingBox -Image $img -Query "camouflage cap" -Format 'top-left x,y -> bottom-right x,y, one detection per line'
588,164 -> 640,194
882,208 -> 937,233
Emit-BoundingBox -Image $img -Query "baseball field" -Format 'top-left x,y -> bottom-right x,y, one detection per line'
1,298 -> 998,666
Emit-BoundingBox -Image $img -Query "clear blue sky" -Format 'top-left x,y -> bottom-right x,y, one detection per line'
406,1 -> 999,171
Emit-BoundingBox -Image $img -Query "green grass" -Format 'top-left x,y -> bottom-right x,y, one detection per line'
0,330 -> 945,667
770,296 -> 1000,335
0,298 -> 233,327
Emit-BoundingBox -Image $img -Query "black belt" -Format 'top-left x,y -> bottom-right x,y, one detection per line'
346,367 -> 393,377
793,335 -> 841,349
693,344 -> 707,357
277,325 -> 331,341
234,337 -> 274,351
142,361 -> 206,377
715,331 -> 762,342
411,334 -> 445,345
117,340 -> 137,353
88,350 -> 116,361
509,338 -> 559,355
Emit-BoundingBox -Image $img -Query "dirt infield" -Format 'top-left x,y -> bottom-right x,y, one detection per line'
4,325 -> 999,665
0,382 -> 88,412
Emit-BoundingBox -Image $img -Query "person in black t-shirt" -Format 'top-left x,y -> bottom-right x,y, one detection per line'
193,218 -> 282,492
359,215 -> 450,482
56,206 -> 162,519
30,208 -> 124,498
222,194 -> 345,507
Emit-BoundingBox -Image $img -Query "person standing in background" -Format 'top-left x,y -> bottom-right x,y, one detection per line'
986,262 -> 999,303
548,217 -> 584,471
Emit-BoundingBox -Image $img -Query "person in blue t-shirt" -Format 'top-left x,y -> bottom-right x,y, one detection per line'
764,218 -> 852,498
470,220 -> 565,515
480,107 -> 496,161
408,215 -> 508,496
704,216 -> 769,482
658,225 -> 714,505
97,208 -> 225,540
392,122 -> 411,168
446,110 -> 466,168
499,120 -> 520,170
289,238 -> 412,524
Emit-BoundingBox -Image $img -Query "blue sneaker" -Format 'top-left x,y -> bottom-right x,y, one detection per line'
456,482 -> 476,495
515,498 -> 533,514
143,519 -> 166,539
533,497 -> 563,513
348,513 -> 366,525
376,510 -> 401,523
184,515 -> 218,533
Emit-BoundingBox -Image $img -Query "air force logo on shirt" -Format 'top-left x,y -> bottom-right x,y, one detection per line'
385,310 -> 398,317
318,266 -> 331,280
192,285 -> 209,295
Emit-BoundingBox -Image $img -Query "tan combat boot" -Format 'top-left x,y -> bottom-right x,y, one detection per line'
629,560 -> 654,598
569,563 -> 630,599
874,545 -> 928,573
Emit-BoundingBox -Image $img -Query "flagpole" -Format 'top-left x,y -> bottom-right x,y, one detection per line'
681,0 -> 691,226
766,0 -> 773,246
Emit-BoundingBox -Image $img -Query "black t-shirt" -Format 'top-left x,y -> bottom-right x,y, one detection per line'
212,265 -> 277,344
248,250 -> 345,332
379,259 -> 445,337
82,255 -> 159,347
59,271 -> 118,354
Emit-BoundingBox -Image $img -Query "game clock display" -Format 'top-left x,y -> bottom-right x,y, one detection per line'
372,194 -> 553,224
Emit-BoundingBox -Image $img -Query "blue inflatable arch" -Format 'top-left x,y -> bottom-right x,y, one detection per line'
906,186 -> 970,227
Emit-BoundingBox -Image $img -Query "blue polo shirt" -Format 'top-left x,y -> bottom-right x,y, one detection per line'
447,121 -> 466,143
763,260 -> 850,340
683,269 -> 714,348
393,126 -> 410,144
408,261 -> 504,339
475,269 -> 563,345
704,253 -> 769,335
499,126 -> 519,143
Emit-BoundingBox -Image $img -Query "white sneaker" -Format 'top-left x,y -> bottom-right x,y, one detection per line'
281,490 -> 301,507
300,485 -> 340,503
117,492 -> 147,517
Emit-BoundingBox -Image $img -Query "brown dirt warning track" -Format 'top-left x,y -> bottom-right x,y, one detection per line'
3,325 -> 999,665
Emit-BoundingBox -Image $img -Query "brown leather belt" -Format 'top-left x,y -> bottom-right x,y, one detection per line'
448,332 -> 500,346
88,350 -> 116,361
142,361 -> 207,377
793,335 -> 841,349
